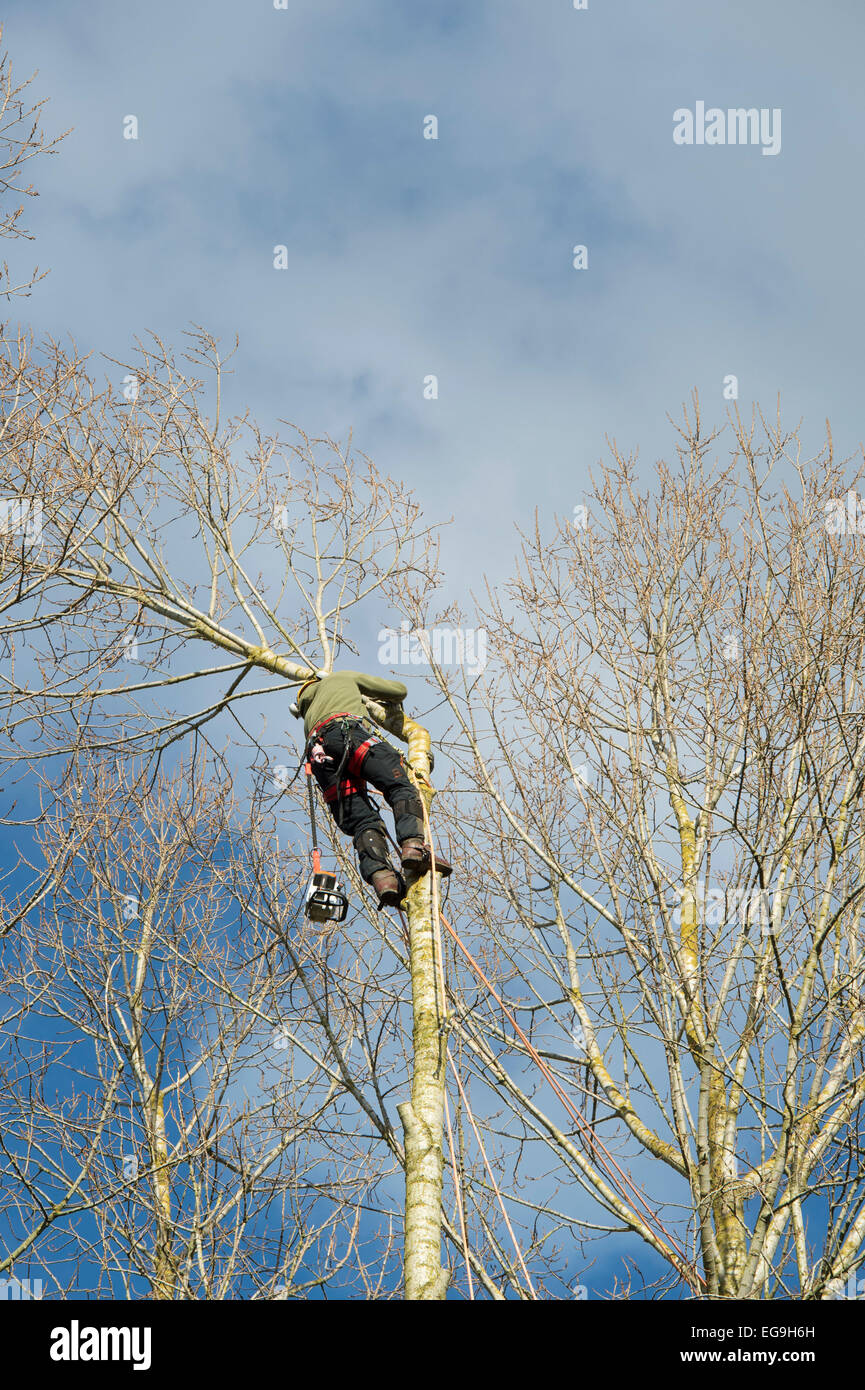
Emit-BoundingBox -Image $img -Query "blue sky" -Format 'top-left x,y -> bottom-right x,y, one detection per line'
6,0 -> 865,593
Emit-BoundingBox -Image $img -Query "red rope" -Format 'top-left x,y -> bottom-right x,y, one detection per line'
427,906 -> 705,1290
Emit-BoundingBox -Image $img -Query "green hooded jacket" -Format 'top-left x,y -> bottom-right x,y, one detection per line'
297,669 -> 408,738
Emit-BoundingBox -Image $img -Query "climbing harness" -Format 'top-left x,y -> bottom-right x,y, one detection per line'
303,759 -> 349,924
309,715 -> 382,828
299,716 -> 388,921
300,712 -> 436,918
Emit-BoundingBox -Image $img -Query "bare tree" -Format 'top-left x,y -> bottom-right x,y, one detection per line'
398,401 -> 865,1298
1,752 -> 412,1297
0,329 -> 463,1298
0,27 -> 65,299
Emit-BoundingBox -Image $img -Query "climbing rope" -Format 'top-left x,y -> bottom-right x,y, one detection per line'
304,722 -> 705,1289
433,907 -> 705,1291
391,809 -> 704,1293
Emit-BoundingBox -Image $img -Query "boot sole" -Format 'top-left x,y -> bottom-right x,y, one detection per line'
402,857 -> 453,878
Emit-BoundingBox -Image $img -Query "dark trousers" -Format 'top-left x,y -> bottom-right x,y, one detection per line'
309,719 -> 425,881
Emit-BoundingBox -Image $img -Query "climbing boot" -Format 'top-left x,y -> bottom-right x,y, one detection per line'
371,869 -> 406,910
400,838 -> 453,877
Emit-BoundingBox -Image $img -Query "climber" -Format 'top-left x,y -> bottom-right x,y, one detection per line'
291,668 -> 452,909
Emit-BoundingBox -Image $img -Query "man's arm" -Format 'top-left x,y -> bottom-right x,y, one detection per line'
349,670 -> 408,703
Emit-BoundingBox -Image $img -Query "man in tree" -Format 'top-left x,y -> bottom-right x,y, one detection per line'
293,669 -> 451,908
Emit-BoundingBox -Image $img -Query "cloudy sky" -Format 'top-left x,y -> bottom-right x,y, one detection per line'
6,0 -> 864,595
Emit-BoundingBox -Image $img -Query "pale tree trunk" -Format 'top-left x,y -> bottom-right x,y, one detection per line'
148,1087 -> 178,1300
127,896 -> 179,1300
365,703 -> 449,1300
663,689 -> 748,1296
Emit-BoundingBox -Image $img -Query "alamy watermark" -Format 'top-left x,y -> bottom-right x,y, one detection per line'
0,1274 -> 43,1300
672,879 -> 775,933
50,1322 -> 152,1371
0,497 -> 42,544
825,491 -> 865,535
378,622 -> 487,677
673,102 -> 781,157
827,1269 -> 865,1299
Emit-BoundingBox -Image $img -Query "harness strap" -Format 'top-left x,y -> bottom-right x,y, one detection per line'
347,737 -> 377,777
308,712 -> 362,740
309,716 -> 380,821
323,777 -> 367,804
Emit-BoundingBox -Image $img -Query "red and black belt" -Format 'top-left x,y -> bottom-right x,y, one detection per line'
308,713 -> 379,786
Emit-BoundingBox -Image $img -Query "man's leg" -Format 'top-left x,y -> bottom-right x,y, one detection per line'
359,737 -> 452,877
350,811 -> 406,908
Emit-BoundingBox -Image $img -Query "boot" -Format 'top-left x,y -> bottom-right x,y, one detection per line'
371,869 -> 406,909
400,838 -> 453,877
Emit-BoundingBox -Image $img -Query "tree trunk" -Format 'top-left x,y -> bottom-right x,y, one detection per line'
373,708 -> 449,1300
